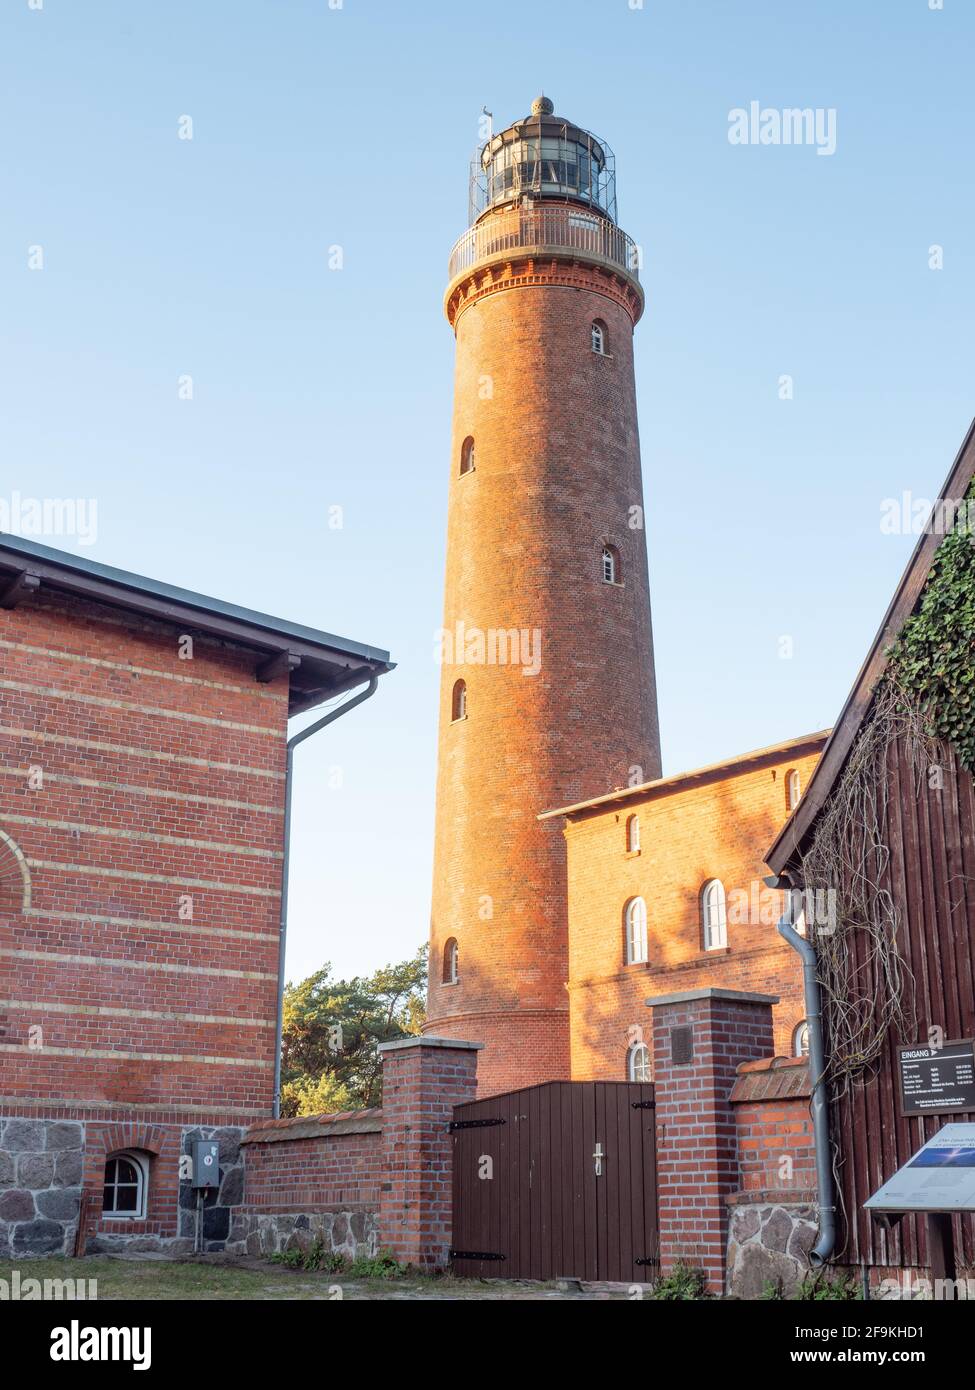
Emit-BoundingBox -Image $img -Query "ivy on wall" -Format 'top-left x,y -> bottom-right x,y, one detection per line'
887,492 -> 975,770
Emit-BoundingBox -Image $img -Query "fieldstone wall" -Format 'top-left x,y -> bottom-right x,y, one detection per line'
226,1207 -> 379,1261
727,1200 -> 818,1298
0,1117 -> 83,1258
178,1125 -> 245,1254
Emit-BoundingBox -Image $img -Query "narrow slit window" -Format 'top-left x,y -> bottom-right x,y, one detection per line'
626,814 -> 640,853
451,679 -> 467,721
602,544 -> 620,585
460,436 -> 475,475
625,896 -> 648,964
628,1041 -> 652,1083
786,768 -> 801,812
702,879 -> 727,951
443,937 -> 459,985
591,320 -> 608,355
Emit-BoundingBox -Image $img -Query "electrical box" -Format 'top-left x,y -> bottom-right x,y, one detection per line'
191,1140 -> 220,1189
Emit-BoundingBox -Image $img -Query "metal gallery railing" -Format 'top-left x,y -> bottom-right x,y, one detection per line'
447,205 -> 640,282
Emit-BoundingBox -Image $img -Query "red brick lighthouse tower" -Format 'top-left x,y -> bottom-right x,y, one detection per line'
426,97 -> 662,1096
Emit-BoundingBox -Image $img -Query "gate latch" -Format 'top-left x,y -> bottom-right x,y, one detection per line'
593,1141 -> 604,1177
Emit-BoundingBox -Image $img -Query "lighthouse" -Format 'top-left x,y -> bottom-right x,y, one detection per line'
426,97 -> 662,1096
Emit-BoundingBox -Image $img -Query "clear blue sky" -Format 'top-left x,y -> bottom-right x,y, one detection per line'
2,1 -> 971,985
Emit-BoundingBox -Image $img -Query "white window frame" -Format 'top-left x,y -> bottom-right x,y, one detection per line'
602,545 -> 618,585
793,1021 -> 810,1057
786,769 -> 801,812
626,815 -> 640,853
702,879 -> 727,951
628,1041 -> 652,1083
102,1151 -> 148,1220
625,896 -> 648,964
591,321 -> 606,355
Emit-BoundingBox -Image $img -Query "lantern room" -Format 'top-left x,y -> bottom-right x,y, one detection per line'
469,95 -> 618,225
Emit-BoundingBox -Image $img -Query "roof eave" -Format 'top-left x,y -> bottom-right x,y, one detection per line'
539,728 -> 831,823
0,533 -> 394,717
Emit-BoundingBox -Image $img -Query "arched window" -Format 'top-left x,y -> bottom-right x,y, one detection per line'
701,879 -> 727,951
0,827 -> 31,913
451,679 -> 467,721
793,1021 -> 810,1058
601,543 -> 621,585
626,814 -> 640,853
443,937 -> 459,985
102,1151 -> 149,1219
786,768 -> 801,812
459,436 -> 475,475
591,320 -> 608,355
628,1041 -> 652,1083
625,896 -> 648,965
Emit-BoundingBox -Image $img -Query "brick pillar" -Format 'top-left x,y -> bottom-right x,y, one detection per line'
377,1035 -> 481,1270
646,987 -> 777,1293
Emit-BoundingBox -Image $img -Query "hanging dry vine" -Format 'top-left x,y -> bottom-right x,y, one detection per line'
797,486 -> 975,1099
796,674 -> 932,1099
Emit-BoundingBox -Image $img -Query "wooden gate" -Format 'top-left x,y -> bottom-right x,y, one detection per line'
450,1080 -> 657,1282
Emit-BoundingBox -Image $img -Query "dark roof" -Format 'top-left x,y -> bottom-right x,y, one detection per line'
767,415 -> 975,876
0,533 -> 394,717
539,729 -> 830,822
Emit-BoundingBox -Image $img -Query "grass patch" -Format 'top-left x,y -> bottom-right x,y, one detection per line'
0,1257 -> 344,1301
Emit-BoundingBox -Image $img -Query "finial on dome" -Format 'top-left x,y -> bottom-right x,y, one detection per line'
531,95 -> 555,117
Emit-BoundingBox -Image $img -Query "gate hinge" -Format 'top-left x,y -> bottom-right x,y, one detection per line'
450,1250 -> 506,1262
631,1100 -> 655,1110
635,1257 -> 660,1268
448,1117 -> 507,1131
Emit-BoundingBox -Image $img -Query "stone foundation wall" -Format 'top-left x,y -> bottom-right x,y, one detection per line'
0,1118 -> 83,1257
226,1207 -> 379,1261
727,1199 -> 819,1298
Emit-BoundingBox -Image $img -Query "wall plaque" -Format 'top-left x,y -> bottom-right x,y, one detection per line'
898,1039 -> 975,1117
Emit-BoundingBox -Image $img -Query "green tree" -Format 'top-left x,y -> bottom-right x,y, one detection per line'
279,945 -> 427,1116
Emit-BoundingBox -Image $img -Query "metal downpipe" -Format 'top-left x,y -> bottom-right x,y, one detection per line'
777,912 -> 837,1267
272,676 -> 379,1117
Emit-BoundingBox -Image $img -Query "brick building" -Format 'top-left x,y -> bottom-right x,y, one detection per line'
424,95 -> 826,1099
0,534 -> 391,1257
544,731 -> 828,1081
425,96 -> 661,1096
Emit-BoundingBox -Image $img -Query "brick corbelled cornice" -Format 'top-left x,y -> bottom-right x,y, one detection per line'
445,254 -> 644,328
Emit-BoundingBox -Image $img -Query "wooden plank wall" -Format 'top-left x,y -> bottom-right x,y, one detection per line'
832,737 -> 975,1270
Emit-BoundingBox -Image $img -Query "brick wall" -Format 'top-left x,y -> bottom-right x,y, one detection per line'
378,1036 -> 480,1268
1,587 -> 288,1126
649,988 -> 777,1292
726,1056 -> 819,1297
732,1057 -> 816,1197
226,1038 -> 481,1269
565,741 -> 824,1082
227,1111 -> 384,1262
0,585 -> 291,1249
241,1111 -> 384,1211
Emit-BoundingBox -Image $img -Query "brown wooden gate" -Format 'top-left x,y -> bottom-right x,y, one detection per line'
450,1080 -> 657,1282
